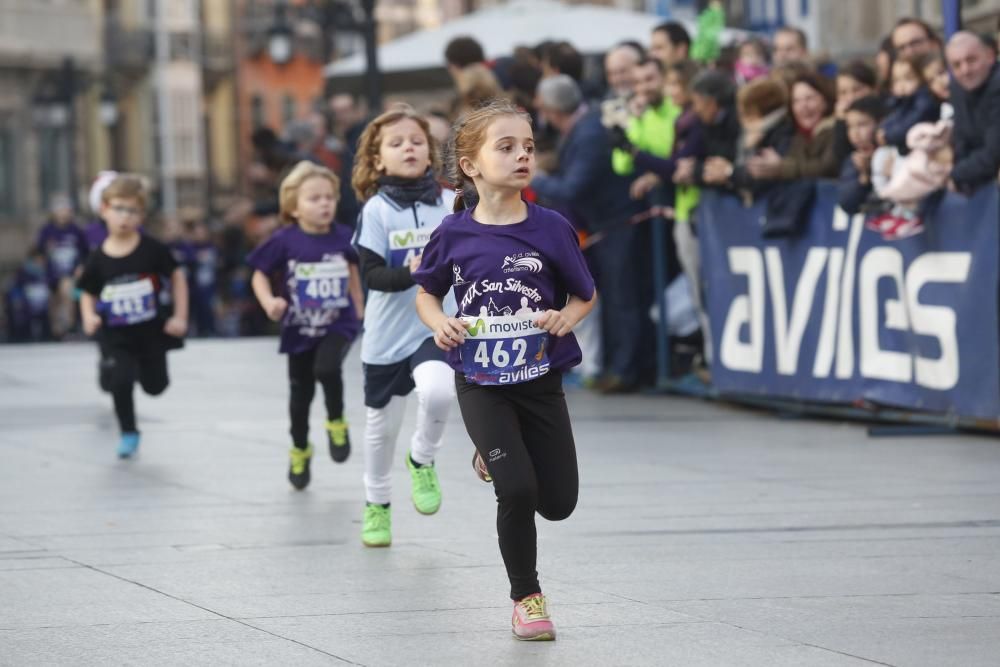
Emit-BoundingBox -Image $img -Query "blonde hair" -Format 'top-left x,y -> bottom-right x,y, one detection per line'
350,106 -> 441,202
456,64 -> 504,113
101,174 -> 148,210
279,161 -> 341,225
446,98 -> 532,212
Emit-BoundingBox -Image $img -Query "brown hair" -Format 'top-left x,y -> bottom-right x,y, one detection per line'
790,71 -> 835,116
447,98 -> 532,213
279,160 -> 340,225
913,50 -> 945,78
350,106 -> 440,202
667,60 -> 701,89
101,174 -> 148,210
737,77 -> 788,118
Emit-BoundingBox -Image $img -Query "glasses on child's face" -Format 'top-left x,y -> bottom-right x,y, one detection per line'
109,205 -> 142,218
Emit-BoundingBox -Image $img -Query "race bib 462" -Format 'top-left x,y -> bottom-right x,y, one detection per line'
460,315 -> 550,385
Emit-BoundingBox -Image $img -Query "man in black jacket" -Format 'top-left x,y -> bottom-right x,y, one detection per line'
947,31 -> 1000,193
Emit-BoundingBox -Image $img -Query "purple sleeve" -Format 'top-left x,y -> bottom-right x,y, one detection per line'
246,233 -> 285,274
410,225 -> 452,297
76,226 -> 90,259
339,226 -> 359,264
553,218 -> 595,301
34,226 -> 50,254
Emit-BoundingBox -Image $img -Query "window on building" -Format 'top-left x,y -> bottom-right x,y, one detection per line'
251,94 -> 266,129
169,88 -> 203,173
38,127 -> 70,211
0,127 -> 14,215
283,95 -> 296,127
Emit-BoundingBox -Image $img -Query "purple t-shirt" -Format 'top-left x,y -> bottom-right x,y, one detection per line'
412,202 -> 594,385
247,223 -> 361,354
36,222 -> 88,282
84,219 -> 108,251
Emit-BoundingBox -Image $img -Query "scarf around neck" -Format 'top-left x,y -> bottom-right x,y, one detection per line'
377,170 -> 441,208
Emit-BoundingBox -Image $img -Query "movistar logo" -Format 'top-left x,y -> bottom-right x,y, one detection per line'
466,318 -> 486,336
393,232 -> 415,248
297,265 -> 315,277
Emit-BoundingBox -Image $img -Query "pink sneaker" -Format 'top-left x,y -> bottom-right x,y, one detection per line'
511,593 -> 556,641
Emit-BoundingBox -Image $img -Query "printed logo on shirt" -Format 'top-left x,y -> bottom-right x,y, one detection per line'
388,229 -> 432,268
391,229 -> 433,249
452,264 -> 468,285
502,251 -> 542,274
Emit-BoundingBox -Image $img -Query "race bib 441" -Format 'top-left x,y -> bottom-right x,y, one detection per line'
460,315 -> 550,385
388,228 -> 433,268
100,278 -> 156,327
294,259 -> 349,310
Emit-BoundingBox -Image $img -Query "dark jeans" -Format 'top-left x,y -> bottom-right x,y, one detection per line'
591,223 -> 648,384
287,333 -> 351,449
455,371 -> 579,600
107,346 -> 170,434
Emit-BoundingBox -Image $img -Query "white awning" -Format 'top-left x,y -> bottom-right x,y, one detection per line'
325,0 -> 750,79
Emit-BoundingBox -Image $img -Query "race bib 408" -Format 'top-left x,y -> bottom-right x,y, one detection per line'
294,259 -> 349,310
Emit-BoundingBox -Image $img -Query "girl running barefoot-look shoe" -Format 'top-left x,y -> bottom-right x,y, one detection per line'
413,100 -> 597,641
248,161 -> 364,490
351,107 -> 457,548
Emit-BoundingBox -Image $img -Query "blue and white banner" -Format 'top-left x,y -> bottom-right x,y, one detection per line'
698,184 -> 1000,420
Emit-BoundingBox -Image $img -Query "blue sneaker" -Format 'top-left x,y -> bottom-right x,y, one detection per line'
117,432 -> 140,458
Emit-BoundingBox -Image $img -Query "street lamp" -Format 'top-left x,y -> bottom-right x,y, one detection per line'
308,0 -> 381,112
32,57 -> 79,211
268,1 -> 294,65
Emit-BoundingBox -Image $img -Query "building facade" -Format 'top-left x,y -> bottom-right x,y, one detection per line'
0,0 -> 240,270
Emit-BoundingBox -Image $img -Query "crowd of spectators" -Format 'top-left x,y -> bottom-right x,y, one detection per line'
8,14 -> 1000,400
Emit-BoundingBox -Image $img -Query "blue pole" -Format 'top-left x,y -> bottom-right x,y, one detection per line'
942,0 -> 961,39
650,192 -> 671,387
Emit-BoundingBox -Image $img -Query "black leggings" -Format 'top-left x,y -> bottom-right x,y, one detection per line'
107,346 -> 170,434
455,371 -> 579,600
288,333 -> 351,449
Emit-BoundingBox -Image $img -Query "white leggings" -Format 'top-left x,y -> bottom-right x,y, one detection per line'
363,359 -> 455,504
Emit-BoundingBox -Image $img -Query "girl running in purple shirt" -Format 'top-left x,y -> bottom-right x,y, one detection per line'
248,161 -> 364,490
413,100 -> 597,641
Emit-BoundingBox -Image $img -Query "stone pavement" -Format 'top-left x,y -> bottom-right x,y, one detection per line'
1,339 -> 999,666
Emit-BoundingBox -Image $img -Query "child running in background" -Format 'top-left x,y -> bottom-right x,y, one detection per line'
351,107 -> 457,548
413,100 -> 596,641
248,161 -> 364,490
77,175 -> 188,458
36,194 -> 88,339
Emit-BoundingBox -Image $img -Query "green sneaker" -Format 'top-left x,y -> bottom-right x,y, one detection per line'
406,454 -> 442,515
326,418 -> 351,463
362,503 -> 392,547
288,444 -> 313,491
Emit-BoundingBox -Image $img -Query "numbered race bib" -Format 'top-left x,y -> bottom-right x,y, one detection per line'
24,284 -> 50,313
460,315 -> 550,385
100,278 -> 156,327
49,245 -> 79,274
294,258 -> 349,310
387,228 -> 433,269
